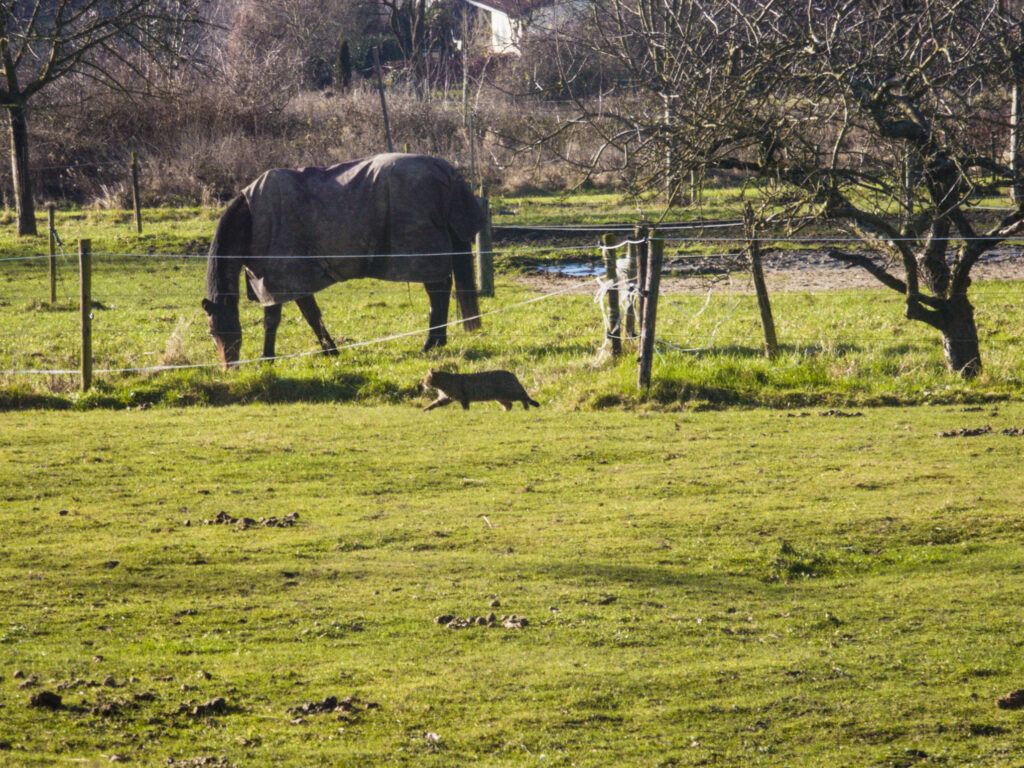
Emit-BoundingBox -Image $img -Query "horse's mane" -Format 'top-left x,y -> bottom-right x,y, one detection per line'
206,195 -> 251,303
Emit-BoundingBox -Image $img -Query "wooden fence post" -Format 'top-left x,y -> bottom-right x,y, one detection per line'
475,187 -> 494,298
79,239 -> 92,392
130,152 -> 142,234
637,231 -> 663,389
372,47 -> 394,153
744,203 -> 778,360
602,233 -> 621,357
47,204 -> 56,304
624,233 -> 639,339
634,225 -> 649,334
469,111 -> 478,191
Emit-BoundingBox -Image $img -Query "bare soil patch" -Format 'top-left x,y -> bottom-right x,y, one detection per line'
513,248 -> 1024,295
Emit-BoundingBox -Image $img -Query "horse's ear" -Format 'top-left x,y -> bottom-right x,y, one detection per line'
201,298 -> 214,314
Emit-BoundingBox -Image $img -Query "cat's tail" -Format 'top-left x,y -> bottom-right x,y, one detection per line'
451,238 -> 481,332
525,397 -> 540,409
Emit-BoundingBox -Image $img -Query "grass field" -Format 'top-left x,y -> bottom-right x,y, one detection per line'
2,197 -> 1024,765
2,203 -> 1024,410
2,402 -> 1024,766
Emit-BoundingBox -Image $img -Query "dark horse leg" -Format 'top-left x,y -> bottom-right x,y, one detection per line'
262,304 -> 282,360
423,276 -> 453,351
296,295 -> 339,355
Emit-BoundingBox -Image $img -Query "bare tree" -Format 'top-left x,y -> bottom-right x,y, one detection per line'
228,0 -> 372,90
527,0 -> 1024,377
0,1 -> 207,235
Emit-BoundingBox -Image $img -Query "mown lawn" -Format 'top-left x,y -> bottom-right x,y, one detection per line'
2,402 -> 1024,766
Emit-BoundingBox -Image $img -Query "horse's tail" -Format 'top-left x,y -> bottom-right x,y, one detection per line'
451,239 -> 481,331
206,194 -> 251,303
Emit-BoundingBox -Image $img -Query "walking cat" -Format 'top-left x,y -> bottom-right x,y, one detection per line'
423,370 -> 540,411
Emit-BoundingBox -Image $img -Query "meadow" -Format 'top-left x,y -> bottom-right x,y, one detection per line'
1,200 -> 1022,410
2,196 -> 1024,766
2,402 -> 1024,766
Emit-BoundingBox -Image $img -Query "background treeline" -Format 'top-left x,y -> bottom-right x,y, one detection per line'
11,0 -> 622,208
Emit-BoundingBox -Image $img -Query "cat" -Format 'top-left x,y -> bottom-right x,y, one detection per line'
423,369 -> 540,411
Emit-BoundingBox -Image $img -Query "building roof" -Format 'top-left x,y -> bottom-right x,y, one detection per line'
462,0 -> 555,18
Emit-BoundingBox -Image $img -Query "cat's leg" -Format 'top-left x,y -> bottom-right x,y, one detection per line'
424,395 -> 453,411
498,401 -> 512,411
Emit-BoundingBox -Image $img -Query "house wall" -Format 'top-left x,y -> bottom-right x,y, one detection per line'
490,11 -> 516,52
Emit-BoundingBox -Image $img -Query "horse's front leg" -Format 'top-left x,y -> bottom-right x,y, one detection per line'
296,295 -> 338,356
423,277 -> 452,352
262,304 -> 282,360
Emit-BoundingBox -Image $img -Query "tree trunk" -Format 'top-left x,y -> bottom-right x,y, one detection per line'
7,103 -> 36,236
941,294 -> 981,378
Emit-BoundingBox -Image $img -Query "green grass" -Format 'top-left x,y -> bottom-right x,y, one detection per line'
1,198 -> 1023,413
3,199 -> 1024,765
2,250 -> 1023,410
2,402 -> 1024,766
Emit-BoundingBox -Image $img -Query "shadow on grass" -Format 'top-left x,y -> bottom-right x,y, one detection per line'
0,368 -> 422,411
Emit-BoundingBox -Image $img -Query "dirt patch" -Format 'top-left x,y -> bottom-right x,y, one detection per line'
513,248 -> 1024,295
938,426 -> 1024,437
434,613 -> 529,629
287,694 -> 377,721
27,691 -> 62,710
185,697 -> 230,717
996,689 -> 1024,709
194,511 -> 299,530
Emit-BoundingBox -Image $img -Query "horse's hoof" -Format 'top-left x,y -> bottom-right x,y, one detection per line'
422,338 -> 447,352
325,348 -> 340,357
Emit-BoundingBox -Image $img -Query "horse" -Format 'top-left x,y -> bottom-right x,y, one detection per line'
202,153 -> 484,367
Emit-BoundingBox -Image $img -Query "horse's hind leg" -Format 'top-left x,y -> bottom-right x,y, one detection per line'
423,277 -> 452,351
262,304 -> 282,360
296,295 -> 338,356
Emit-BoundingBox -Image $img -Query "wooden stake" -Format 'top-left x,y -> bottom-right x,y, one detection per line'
130,152 -> 142,234
79,239 -> 92,392
634,225 -> 649,331
637,232 -> 663,389
462,9 -> 469,128
744,203 -> 778,360
47,204 -> 56,304
373,47 -> 394,153
624,234 -> 639,339
1013,80 -> 1023,204
469,110 -> 478,191
475,188 -> 494,297
602,233 -> 621,357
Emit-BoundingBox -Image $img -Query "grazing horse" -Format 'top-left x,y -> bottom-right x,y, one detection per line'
202,153 -> 484,367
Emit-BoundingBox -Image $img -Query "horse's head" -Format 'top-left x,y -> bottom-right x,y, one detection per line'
202,298 -> 242,368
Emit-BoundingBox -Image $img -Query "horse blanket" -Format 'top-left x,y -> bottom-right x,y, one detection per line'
240,153 -> 484,305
